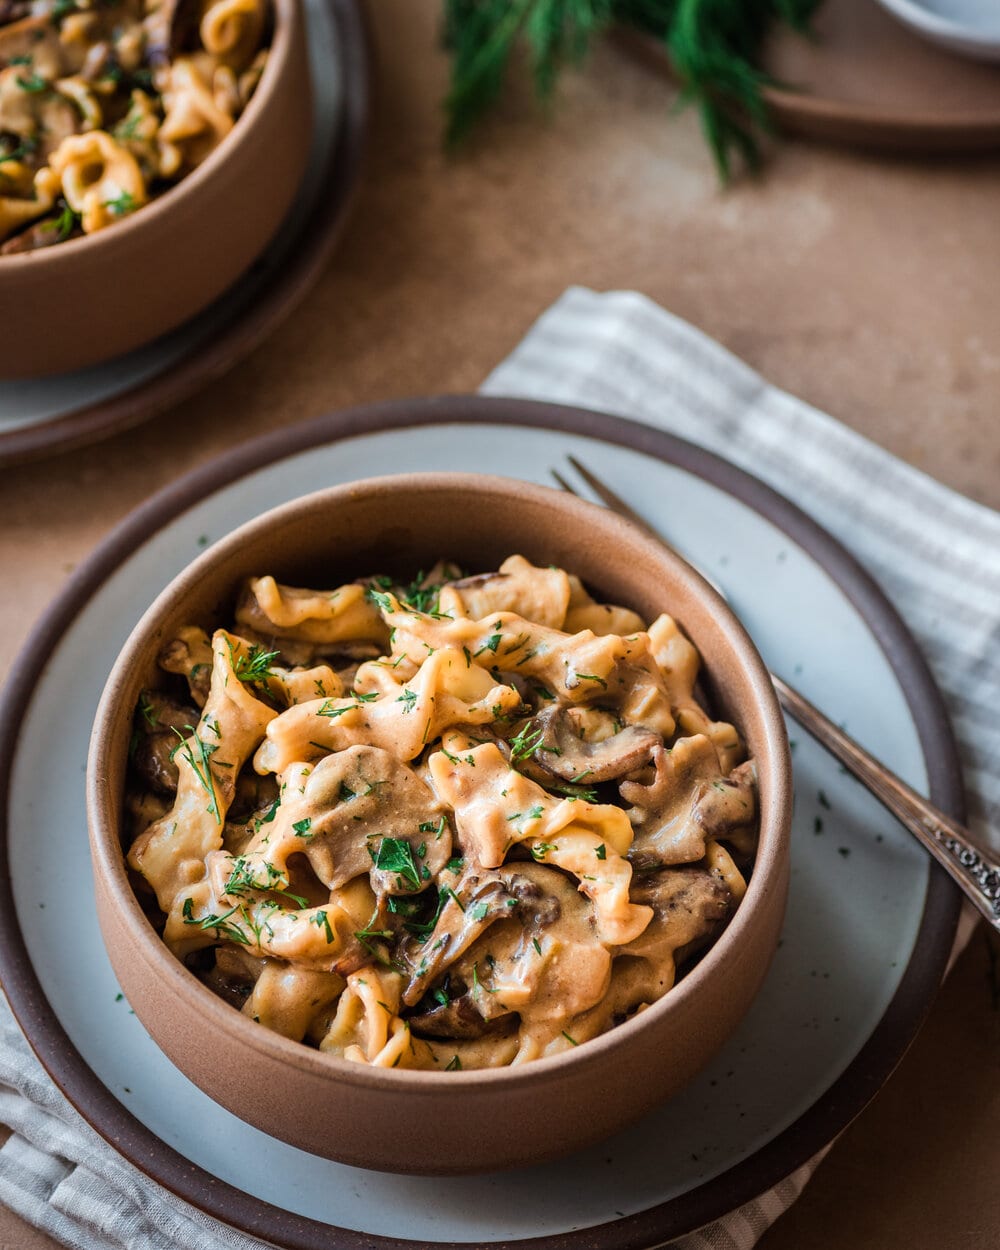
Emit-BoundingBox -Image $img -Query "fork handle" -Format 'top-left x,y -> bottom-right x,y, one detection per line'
771,674 -> 1000,934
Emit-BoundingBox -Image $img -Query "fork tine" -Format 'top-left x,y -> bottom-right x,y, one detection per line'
564,455 -> 662,541
550,468 -> 580,496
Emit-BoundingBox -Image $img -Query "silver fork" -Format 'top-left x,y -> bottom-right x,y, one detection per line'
554,455 -> 1000,934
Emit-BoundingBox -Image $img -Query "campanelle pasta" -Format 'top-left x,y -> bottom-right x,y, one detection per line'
125,557 -> 759,1069
0,0 -> 271,253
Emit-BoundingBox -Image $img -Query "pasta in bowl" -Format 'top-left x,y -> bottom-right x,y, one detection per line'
89,473 -> 791,1172
0,0 -> 310,378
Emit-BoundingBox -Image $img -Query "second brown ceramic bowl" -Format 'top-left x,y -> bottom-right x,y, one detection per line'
87,472 -> 792,1175
0,0 -> 312,380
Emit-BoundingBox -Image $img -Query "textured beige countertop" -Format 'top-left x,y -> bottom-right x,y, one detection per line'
1,0 -> 999,1246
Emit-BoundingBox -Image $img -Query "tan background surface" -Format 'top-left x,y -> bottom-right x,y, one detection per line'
2,0 -> 999,1245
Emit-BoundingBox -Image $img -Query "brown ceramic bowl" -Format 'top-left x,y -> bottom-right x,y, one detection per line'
0,0 -> 311,381
87,472 -> 792,1176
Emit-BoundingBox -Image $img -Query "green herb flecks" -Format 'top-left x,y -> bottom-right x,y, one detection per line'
182,897 -> 250,945
41,198 -> 81,243
509,722 -> 544,762
396,688 -> 419,714
16,71 -> 49,93
232,643 -> 279,684
103,190 -> 137,217
171,728 -> 222,825
311,909 -> 335,943
223,857 -> 309,908
373,836 -> 421,889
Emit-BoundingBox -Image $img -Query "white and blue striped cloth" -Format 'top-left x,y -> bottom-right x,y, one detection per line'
0,288 -> 994,1249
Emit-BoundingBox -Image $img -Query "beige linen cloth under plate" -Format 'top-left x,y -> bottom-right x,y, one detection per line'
0,286 -> 994,1250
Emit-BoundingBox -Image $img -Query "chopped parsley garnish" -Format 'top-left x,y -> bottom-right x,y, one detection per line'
171,728 -> 221,825
396,688 -> 418,714
509,722 -> 544,762
444,856 -> 464,874
338,781 -> 356,802
575,673 -> 608,689
470,901 -> 489,921
311,910 -> 334,943
366,587 -> 395,613
103,190 -> 137,217
595,843 -> 606,860
16,72 -> 49,93
530,841 -> 558,861
373,836 -> 421,889
292,817 -> 313,837
253,799 -> 279,831
474,632 -> 502,657
232,643 -> 278,684
418,816 -> 447,838
41,199 -> 81,243
181,897 -> 249,944
224,857 -> 308,908
561,1030 -> 579,1046
446,1055 -> 462,1071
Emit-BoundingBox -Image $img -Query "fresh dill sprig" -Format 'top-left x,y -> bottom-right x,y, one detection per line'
442,0 -> 822,180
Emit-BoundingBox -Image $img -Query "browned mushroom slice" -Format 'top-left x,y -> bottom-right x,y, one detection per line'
0,1 -> 32,24
407,987 -> 519,1041
130,689 -> 201,796
401,867 -> 515,1007
695,759 -> 758,851
0,214 -> 77,253
159,626 -> 214,706
527,702 -> 660,784
623,738 -> 758,871
621,865 -> 733,968
621,735 -> 724,867
282,745 -> 452,897
199,944 -> 265,1009
407,863 -> 611,1050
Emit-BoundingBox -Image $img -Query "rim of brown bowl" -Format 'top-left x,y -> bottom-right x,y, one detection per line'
87,471 -> 792,1173
0,0 -> 300,274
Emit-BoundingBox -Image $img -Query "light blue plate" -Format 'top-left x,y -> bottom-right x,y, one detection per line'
0,399 -> 961,1247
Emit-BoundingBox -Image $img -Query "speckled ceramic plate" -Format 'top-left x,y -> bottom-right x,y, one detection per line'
0,397 -> 962,1249
0,0 -> 368,465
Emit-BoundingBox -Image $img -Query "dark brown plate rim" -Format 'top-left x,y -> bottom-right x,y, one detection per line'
613,26 -> 1000,153
0,0 -> 370,467
0,395 -> 963,1250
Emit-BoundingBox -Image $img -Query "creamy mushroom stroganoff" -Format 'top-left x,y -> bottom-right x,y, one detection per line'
126,558 -> 759,1070
0,0 -> 270,252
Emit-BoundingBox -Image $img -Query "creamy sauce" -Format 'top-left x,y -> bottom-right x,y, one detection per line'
126,556 -> 759,1069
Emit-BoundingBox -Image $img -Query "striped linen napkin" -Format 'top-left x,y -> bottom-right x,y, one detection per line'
0,286 -> 995,1249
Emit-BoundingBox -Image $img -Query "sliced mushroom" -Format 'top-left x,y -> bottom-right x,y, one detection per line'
407,863 -> 611,1051
527,702 -> 660,784
158,626 -> 214,705
621,865 -> 733,966
0,212 -> 76,253
130,689 -> 201,796
407,984 -> 519,1041
276,745 -> 452,898
622,738 -> 757,871
401,867 -> 514,1007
